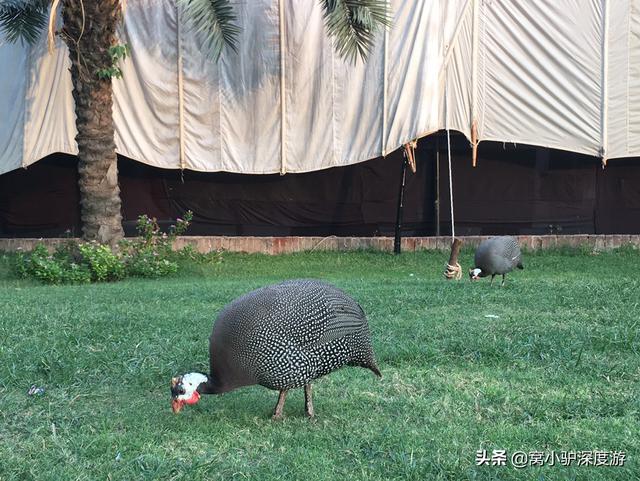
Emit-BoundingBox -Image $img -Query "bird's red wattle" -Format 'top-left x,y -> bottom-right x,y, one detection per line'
185,391 -> 200,405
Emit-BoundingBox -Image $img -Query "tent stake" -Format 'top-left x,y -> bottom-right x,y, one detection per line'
444,238 -> 463,280
394,156 -> 408,254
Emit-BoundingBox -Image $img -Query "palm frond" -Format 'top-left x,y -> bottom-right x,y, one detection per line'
178,0 -> 240,61
0,0 -> 49,44
321,0 -> 391,63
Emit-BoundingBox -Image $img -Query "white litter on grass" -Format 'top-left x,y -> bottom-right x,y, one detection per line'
27,385 -> 45,396
484,314 -> 500,319
115,452 -> 122,462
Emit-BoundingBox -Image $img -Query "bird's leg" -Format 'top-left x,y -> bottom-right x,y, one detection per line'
490,274 -> 495,286
501,274 -> 506,287
304,384 -> 314,418
272,390 -> 288,420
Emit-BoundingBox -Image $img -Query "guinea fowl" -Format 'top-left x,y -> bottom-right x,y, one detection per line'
170,279 -> 381,419
469,236 -> 524,286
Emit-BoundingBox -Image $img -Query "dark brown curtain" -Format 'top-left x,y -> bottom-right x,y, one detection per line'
1,134 -> 639,237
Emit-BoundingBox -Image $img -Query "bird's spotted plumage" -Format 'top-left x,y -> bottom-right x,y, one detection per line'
210,279 -> 380,392
172,279 -> 380,417
471,236 -> 524,285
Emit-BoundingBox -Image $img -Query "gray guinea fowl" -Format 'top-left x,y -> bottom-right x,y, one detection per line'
170,279 -> 380,419
469,236 -> 524,286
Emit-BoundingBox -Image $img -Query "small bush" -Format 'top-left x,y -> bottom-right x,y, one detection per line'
78,242 -> 125,281
63,262 -> 93,284
15,244 -> 92,285
13,211 -> 198,284
124,248 -> 178,278
120,211 -> 193,278
171,243 -> 224,265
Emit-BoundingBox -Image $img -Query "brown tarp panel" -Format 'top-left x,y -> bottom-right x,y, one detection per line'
438,141 -> 599,235
117,146 -> 435,237
1,134 -> 639,237
0,155 -> 81,237
595,158 -> 640,234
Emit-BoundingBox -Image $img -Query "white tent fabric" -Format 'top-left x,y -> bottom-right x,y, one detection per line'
1,0 -> 639,177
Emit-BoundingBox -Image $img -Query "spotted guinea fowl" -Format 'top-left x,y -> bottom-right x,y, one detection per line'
469,236 -> 524,286
170,279 -> 380,419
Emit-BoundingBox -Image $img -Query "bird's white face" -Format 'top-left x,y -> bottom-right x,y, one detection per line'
470,268 -> 482,280
170,372 -> 207,413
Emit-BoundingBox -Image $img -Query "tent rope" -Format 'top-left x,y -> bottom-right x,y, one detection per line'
442,72 -> 461,280
443,128 -> 461,279
310,235 -> 337,251
446,126 -> 455,240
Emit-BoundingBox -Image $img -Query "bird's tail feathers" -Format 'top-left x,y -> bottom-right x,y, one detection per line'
367,361 -> 382,378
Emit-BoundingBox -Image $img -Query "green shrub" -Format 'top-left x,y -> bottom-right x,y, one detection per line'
120,211 -> 193,278
13,211 -> 196,284
15,244 -> 91,284
77,242 -> 125,281
171,243 -> 224,265
62,261 -> 93,284
124,247 -> 179,278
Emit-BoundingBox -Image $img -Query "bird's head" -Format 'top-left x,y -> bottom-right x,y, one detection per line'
469,268 -> 483,280
170,372 -> 208,414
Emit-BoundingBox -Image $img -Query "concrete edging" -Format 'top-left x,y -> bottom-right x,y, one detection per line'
0,235 -> 638,254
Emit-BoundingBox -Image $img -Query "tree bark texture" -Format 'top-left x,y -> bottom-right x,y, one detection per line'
61,0 -> 123,245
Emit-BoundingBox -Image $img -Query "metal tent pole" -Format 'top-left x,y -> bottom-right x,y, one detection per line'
435,136 -> 441,236
394,156 -> 408,254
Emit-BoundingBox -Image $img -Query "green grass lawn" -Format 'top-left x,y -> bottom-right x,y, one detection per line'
0,248 -> 638,480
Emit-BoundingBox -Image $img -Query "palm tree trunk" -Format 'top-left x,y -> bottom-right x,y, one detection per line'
61,0 -> 123,245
